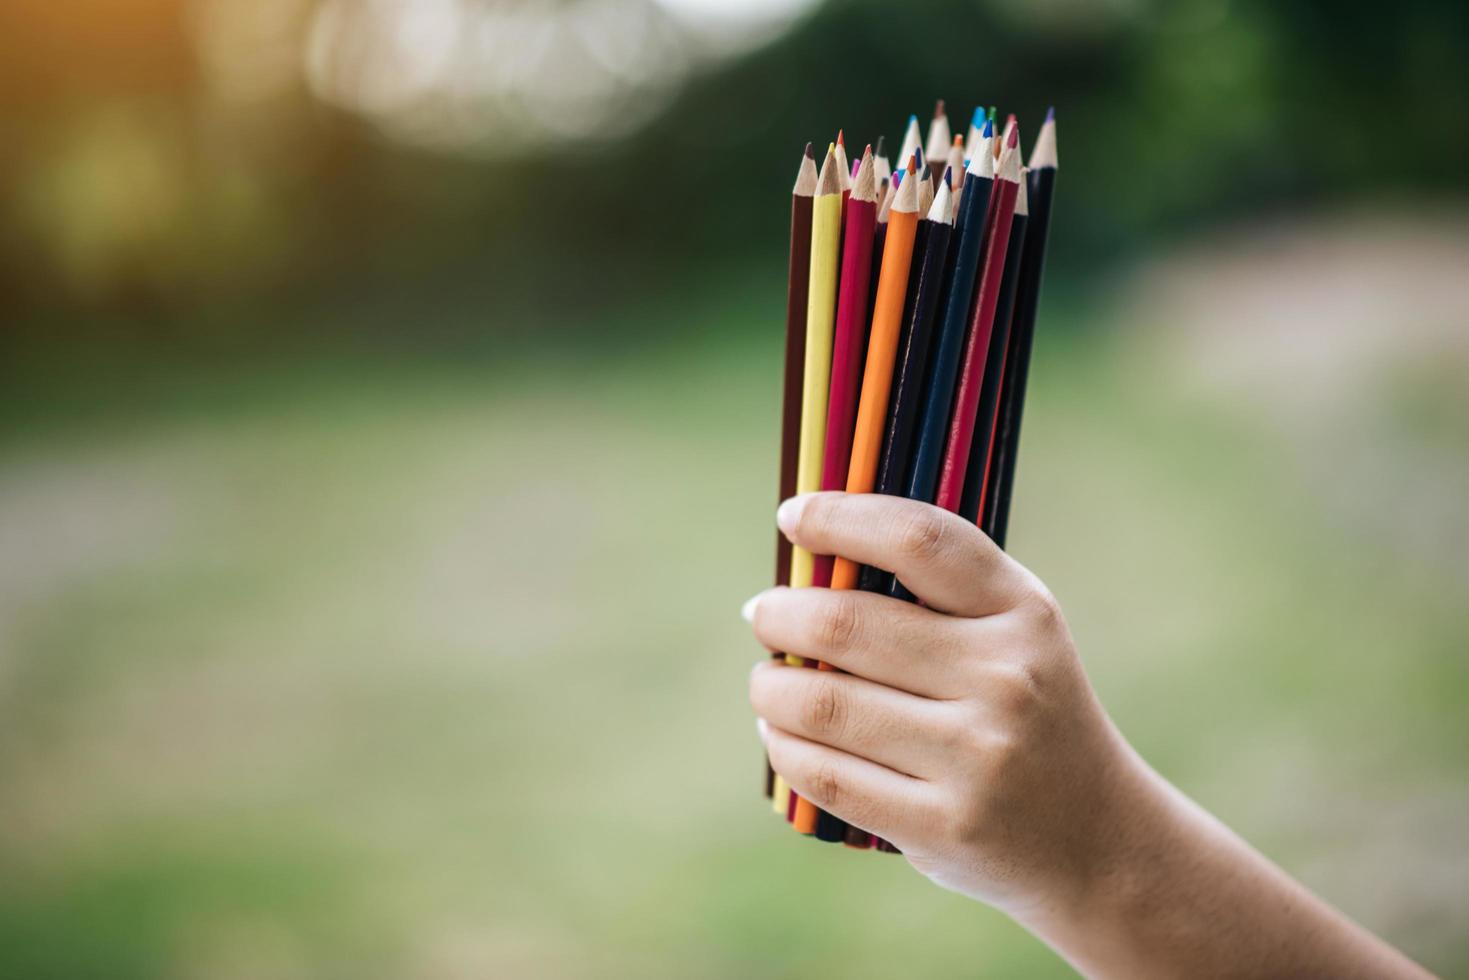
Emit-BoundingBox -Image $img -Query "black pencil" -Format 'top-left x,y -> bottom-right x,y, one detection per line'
983,110 -> 1057,546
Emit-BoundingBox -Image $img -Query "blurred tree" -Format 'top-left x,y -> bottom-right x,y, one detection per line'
0,0 -> 1465,343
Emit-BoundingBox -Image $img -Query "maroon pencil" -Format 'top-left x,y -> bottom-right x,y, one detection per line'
765,143 -> 818,800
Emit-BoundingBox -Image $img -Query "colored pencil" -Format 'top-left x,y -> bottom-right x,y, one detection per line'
959,167 -> 1029,525
856,162 -> 961,596
897,134 -> 995,506
934,125 -> 1022,514
792,147 -> 894,838
773,145 -> 843,816
776,143 -> 817,586
924,99 -> 950,188
943,134 -> 965,196
809,147 -> 879,592
964,106 -> 985,161
897,113 -> 922,173
984,110 -> 1058,546
766,142 -> 818,799
831,172 -> 926,593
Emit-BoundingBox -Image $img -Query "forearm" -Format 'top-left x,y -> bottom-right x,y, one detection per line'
1014,737 -> 1431,980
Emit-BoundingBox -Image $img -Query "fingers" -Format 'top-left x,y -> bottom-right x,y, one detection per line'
749,661 -> 957,778
748,586 -> 970,699
759,720 -> 940,845
776,492 -> 1034,617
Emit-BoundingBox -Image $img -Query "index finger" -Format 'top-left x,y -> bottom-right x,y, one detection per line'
776,492 -> 1035,617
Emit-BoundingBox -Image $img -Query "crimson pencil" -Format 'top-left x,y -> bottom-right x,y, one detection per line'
934,125 -> 1022,514
983,111 -> 1057,546
958,169 -> 1029,525
809,145 -> 878,592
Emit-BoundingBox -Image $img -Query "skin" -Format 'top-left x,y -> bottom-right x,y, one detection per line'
747,492 -> 1433,980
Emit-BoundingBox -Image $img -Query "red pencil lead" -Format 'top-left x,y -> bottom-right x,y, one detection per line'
836,129 -> 845,146
863,143 -> 873,159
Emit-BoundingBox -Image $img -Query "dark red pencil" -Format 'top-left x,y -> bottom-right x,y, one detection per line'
934,125 -> 1022,514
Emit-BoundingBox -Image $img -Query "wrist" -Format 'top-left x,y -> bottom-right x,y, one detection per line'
1006,728 -> 1177,968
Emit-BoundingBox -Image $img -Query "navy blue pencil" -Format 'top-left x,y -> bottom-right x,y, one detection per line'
889,120 -> 995,599
856,166 -> 960,596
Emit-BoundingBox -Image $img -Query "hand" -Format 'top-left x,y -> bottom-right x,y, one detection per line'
746,491 -> 1132,914
746,492 -> 1431,979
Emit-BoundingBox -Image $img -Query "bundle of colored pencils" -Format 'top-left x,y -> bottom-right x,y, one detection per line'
766,102 -> 1059,848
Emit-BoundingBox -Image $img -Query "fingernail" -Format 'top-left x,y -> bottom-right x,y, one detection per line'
740,592 -> 762,623
776,495 -> 806,534
756,717 -> 770,744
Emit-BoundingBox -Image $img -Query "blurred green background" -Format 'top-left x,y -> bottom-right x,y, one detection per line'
2,0 -> 1467,976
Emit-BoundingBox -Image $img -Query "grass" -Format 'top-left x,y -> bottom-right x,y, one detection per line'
0,291 -> 1465,977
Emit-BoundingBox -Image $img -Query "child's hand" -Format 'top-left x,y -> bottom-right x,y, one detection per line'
747,491 -> 1134,913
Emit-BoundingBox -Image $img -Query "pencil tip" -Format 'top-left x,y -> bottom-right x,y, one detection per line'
953,133 -> 963,147
982,119 -> 993,137
908,113 -> 918,124
862,143 -> 873,160
1007,125 -> 1019,148
875,134 -> 885,155
988,106 -> 997,122
972,106 -> 984,126
908,153 -> 917,172
1046,106 -> 1056,122
934,98 -> 945,117
836,129 -> 845,146
803,141 -> 813,158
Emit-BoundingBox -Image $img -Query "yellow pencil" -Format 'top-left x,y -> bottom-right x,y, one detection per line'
774,144 -> 843,816
787,145 -> 843,638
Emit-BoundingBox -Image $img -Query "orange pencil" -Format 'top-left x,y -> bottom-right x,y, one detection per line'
828,169 -> 932,592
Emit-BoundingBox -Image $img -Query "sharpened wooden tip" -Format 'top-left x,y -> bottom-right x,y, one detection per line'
997,136 -> 1022,182
966,136 -> 994,178
793,145 -> 818,196
1029,113 -> 1058,170
851,148 -> 878,202
892,163 -> 921,213
816,148 -> 843,196
927,177 -> 953,224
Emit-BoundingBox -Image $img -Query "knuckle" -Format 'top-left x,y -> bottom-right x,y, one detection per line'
897,508 -> 951,564
801,678 -> 849,738
991,661 -> 1043,718
1021,584 -> 1065,630
807,760 -> 843,809
815,592 -> 862,651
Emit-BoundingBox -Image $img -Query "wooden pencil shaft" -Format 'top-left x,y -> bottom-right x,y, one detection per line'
984,165 -> 1055,545
900,174 -> 993,509
959,210 -> 1028,524
935,171 -> 1021,514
